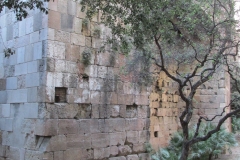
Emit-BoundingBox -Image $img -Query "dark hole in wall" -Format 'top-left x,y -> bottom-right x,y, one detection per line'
55,87 -> 67,103
154,131 -> 158,137
126,103 -> 138,118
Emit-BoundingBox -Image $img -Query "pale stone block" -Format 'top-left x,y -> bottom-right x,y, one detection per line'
119,145 -> 132,156
19,20 -> 26,37
33,41 -> 43,60
64,148 -> 88,160
40,28 -> 48,41
58,0 -> 68,14
30,31 -> 40,43
109,132 -> 126,146
48,28 -> 55,40
0,66 -> 4,78
7,89 -> 27,103
89,78 -> 103,91
15,35 -> 30,48
0,91 -> 7,103
25,16 -> 33,34
59,119 -> 78,134
66,134 -> 91,149
54,151 -> 64,160
3,118 -> 13,131
61,14 -> 74,32
17,47 -> 25,64
55,59 -> 66,72
71,33 -> 85,46
48,41 -> 65,59
6,25 -> 13,41
74,18 -> 82,34
27,60 -> 38,73
33,12 -> 42,31
13,22 -> 19,38
55,30 -> 70,43
26,72 -> 40,87
126,131 -> 139,144
109,156 -> 127,160
98,66 -> 107,78
1,104 -> 10,117
35,119 -> 58,136
24,103 -> 38,118
127,155 -> 139,160
47,135 -> 67,151
67,0 -> 76,15
0,27 -> 7,42
27,87 -> 38,102
24,44 -> 33,62
6,77 -> 17,89
91,133 -> 110,148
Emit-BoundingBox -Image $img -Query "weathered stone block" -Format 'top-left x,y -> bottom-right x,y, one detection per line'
54,151 -> 64,160
59,119 -> 78,134
109,156 -> 127,160
64,149 -> 88,160
91,133 -> 110,148
47,135 -> 67,151
126,131 -> 139,144
66,134 -> 91,149
35,119 -> 58,136
126,155 -> 139,160
79,119 -> 100,134
71,33 -> 85,46
119,145 -> 132,156
109,132 -> 126,146
48,10 -> 61,30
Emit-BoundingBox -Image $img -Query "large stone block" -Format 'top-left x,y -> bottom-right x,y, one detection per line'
61,14 -> 74,32
71,33 -> 85,46
33,12 -> 42,31
47,135 -> 67,151
109,132 -> 126,146
25,16 -> 33,34
79,119 -> 99,134
119,145 -> 132,156
66,134 -> 91,149
91,133 -> 110,148
24,103 -> 39,118
59,119 -> 78,134
1,104 -> 10,117
6,77 -> 17,90
48,10 -> 61,30
35,119 -> 58,136
126,131 -> 139,144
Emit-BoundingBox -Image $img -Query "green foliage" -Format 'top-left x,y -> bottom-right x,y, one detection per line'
0,0 -> 49,20
149,123 -> 238,160
232,116 -> 240,134
4,48 -> 15,57
81,48 -> 92,66
82,18 -> 89,27
93,26 -> 101,38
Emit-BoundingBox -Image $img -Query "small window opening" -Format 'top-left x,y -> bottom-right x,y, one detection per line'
154,131 -> 158,137
55,87 -> 67,103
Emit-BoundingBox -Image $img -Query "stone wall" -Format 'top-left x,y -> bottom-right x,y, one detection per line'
0,3 -> 50,160
0,0 -> 151,160
149,66 -> 231,150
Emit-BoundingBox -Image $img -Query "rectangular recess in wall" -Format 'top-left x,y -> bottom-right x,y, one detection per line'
55,87 -> 67,103
126,104 -> 138,118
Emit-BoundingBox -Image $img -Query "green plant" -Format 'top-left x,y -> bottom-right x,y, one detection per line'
93,26 -> 101,38
82,18 -> 89,27
232,116 -> 240,133
4,48 -> 15,57
149,123 -> 238,160
81,48 -> 92,66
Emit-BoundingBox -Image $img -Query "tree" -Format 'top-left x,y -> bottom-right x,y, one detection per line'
80,0 -> 240,159
0,0 -> 49,20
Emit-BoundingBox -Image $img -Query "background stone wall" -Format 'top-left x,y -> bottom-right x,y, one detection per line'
149,66 -> 231,150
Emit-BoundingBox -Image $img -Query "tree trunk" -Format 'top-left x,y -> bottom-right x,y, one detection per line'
179,142 -> 190,160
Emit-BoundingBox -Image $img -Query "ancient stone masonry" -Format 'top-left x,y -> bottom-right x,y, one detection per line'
0,0 -> 234,160
149,66 -> 230,150
0,0 -> 151,160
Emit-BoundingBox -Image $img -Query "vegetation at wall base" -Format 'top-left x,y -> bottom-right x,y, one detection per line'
147,123 -> 238,160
